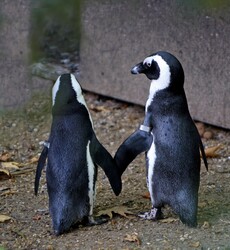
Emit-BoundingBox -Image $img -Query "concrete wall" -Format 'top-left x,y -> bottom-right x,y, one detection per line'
0,0 -> 51,111
0,0 -> 31,110
79,0 -> 230,129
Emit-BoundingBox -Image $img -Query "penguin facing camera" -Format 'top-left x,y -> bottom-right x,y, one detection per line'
115,51 -> 208,227
35,73 -> 122,235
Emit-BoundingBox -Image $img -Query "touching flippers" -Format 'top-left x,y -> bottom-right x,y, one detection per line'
90,135 -> 122,196
34,142 -> 49,195
114,125 -> 153,175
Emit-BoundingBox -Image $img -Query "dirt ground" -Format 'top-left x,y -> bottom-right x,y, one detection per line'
0,90 -> 230,250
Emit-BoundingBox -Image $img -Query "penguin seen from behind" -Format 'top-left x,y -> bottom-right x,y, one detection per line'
35,73 -> 122,235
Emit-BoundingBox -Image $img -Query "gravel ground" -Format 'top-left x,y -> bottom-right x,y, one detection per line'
0,90 -> 230,250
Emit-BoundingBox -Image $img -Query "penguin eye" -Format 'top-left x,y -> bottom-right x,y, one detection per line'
146,61 -> 151,67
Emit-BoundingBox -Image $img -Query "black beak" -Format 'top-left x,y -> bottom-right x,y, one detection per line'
131,62 -> 146,74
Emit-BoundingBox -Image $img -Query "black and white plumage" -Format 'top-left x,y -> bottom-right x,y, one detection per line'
115,51 -> 208,227
35,73 -> 121,235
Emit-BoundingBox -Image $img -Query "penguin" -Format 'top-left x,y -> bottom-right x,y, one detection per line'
35,73 -> 122,235
115,51 -> 208,227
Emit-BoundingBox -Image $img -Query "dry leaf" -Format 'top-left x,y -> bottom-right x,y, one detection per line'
0,152 -> 12,162
1,162 -> 20,170
90,105 -> 110,113
204,144 -> 222,158
0,190 -> 17,196
97,206 -> 134,219
201,221 -> 210,229
124,233 -> 141,245
0,214 -> 12,223
0,169 -> 11,180
33,214 -> 42,221
189,241 -> 200,248
28,156 -> 39,164
198,201 -> 208,208
142,191 -> 150,199
0,157 -> 39,172
160,218 -> 178,223
0,186 -> 10,192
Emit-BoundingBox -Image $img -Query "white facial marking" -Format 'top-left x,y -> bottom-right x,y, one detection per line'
70,74 -> 94,126
143,56 -> 153,67
52,76 -> 61,106
70,74 -> 86,107
86,141 -> 95,216
147,134 -> 156,205
145,55 -> 171,113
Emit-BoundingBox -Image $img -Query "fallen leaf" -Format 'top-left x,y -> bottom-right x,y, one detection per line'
0,190 -> 17,196
1,162 -> 20,170
124,233 -> 141,245
90,105 -> 110,113
203,144 -> 222,158
28,156 -> 39,164
142,191 -> 150,199
97,206 -> 134,219
0,152 -> 12,162
0,158 -> 32,173
189,241 -> 200,248
201,221 -> 210,229
160,218 -> 178,223
0,169 -> 11,180
0,186 -> 10,192
33,214 -> 42,221
0,214 -> 12,223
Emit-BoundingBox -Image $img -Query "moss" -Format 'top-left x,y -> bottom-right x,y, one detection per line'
29,0 -> 83,62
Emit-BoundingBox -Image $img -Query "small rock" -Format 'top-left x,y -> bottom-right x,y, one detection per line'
60,58 -> 70,64
203,130 -> 213,139
46,245 -> 54,250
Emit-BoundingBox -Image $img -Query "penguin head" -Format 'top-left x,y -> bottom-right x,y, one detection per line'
52,73 -> 87,115
131,51 -> 184,92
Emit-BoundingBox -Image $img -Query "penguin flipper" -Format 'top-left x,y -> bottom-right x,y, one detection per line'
90,135 -> 122,196
199,137 -> 208,171
34,145 -> 49,195
114,129 -> 153,175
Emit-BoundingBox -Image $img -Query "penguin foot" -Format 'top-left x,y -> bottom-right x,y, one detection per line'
138,207 -> 162,220
84,215 -> 108,226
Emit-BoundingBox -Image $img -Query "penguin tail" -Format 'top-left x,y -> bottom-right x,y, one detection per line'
53,224 -> 65,236
174,203 -> 198,227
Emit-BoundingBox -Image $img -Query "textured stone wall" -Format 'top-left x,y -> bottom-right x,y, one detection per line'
0,0 -> 31,110
1,0 -> 229,128
79,0 -> 230,129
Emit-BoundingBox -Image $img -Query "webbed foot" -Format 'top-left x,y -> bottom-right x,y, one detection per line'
83,215 -> 108,226
138,207 -> 163,220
